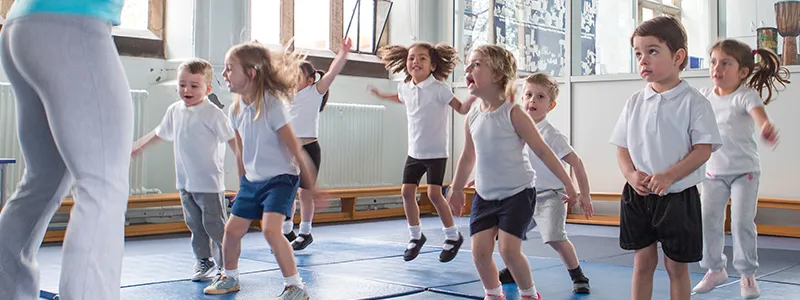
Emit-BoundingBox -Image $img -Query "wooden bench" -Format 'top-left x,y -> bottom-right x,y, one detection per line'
566,193 -> 800,238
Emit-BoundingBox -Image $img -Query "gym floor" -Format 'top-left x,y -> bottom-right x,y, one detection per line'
36,216 -> 800,299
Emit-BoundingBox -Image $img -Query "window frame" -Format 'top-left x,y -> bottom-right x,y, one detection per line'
637,0 -> 681,25
0,0 -> 166,59
343,0 -> 392,55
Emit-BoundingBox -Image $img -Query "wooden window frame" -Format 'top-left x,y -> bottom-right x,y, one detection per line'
0,0 -> 166,59
638,0 -> 681,24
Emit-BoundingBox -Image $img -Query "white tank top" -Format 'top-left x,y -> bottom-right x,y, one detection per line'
468,101 -> 535,200
289,85 -> 324,138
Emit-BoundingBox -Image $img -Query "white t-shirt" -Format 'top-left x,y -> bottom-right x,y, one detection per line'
289,84 -> 325,139
700,86 -> 764,175
609,81 -> 722,194
229,93 -> 299,182
469,102 -> 535,200
397,74 -> 455,159
525,119 -> 573,190
155,99 -> 235,193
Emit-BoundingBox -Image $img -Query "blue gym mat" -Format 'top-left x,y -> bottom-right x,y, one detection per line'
691,278 -> 800,300
239,239 -> 439,267
758,263 -> 800,285
381,291 -> 474,299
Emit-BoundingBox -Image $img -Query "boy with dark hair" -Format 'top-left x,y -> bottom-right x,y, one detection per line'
609,16 -> 722,299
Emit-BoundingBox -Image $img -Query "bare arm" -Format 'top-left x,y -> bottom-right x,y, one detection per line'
448,96 -> 477,115
562,152 -> 590,196
749,107 -> 779,145
616,146 -> 649,196
510,106 -> 575,196
646,144 -> 712,195
228,133 -> 246,178
131,130 -> 162,156
451,119 -> 477,191
316,38 -> 352,94
368,86 -> 401,103
277,124 -> 318,190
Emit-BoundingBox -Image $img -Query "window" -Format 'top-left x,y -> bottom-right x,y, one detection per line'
119,0 -> 150,32
250,0 -> 281,45
344,0 -> 392,54
295,0 -> 331,50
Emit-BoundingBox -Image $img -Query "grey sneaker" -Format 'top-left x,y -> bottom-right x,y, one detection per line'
191,259 -> 216,281
203,274 -> 241,295
275,285 -> 309,300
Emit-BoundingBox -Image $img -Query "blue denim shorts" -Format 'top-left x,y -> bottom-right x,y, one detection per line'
230,174 -> 299,220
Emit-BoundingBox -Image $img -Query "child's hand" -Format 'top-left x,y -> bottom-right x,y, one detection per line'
466,180 -> 475,188
341,37 -> 353,53
131,146 -> 142,157
577,193 -> 594,219
761,121 -> 779,147
563,185 -> 578,207
646,173 -> 674,196
447,188 -> 466,217
367,85 -> 381,97
625,171 -> 651,196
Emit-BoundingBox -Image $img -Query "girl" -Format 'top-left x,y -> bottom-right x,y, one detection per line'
693,39 -> 789,299
447,45 -> 577,300
368,42 -> 475,262
203,42 -> 327,299
132,59 -> 235,281
283,38 -> 353,251
0,1 -> 133,299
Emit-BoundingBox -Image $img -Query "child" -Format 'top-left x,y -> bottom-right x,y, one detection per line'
692,39 -> 789,299
283,38 -> 352,251
368,42 -> 475,262
203,42 -> 327,299
609,16 -> 722,299
447,45 -> 578,300
493,72 -> 594,294
131,59 -> 235,282
0,1 -> 132,299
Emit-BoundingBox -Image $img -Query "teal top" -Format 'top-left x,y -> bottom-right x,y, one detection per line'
7,0 -> 124,26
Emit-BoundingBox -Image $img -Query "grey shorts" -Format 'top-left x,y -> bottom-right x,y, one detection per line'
526,188 -> 568,243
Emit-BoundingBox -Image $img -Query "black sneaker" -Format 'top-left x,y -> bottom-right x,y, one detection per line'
573,277 -> 590,294
291,233 -> 314,250
192,258 -> 216,281
284,231 -> 297,242
439,233 -> 464,262
403,233 -> 427,261
499,267 -> 515,284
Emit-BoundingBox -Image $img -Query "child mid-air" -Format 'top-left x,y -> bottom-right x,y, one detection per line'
131,58 -> 235,282
203,42 -> 327,300
369,42 -> 476,262
609,16 -> 721,300
283,38 -> 353,251
448,45 -> 577,300
692,39 -> 789,299
491,72 -> 594,294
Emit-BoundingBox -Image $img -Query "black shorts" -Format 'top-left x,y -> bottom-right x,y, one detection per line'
402,156 -> 447,186
469,188 -> 536,239
619,183 -> 702,263
299,141 -> 321,189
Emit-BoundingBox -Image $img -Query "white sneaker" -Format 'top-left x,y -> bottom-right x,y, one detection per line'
740,275 -> 760,299
692,269 -> 729,293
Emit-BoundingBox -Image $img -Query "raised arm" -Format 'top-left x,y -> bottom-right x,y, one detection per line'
316,38 -> 353,94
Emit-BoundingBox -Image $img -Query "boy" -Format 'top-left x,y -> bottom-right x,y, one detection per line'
609,16 -> 722,300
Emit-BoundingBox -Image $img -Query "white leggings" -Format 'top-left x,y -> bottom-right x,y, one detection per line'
0,14 -> 133,300
699,172 -> 760,276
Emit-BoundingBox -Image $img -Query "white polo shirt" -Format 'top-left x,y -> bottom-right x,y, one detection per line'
700,86 -> 764,175
609,81 -> 722,194
229,93 -> 299,182
397,74 -> 455,159
289,84 -> 324,139
155,99 -> 235,193
525,119 -> 573,191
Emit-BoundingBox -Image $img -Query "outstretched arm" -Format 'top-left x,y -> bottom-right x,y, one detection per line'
316,38 -> 353,94
131,130 -> 162,157
368,86 -> 401,103
448,96 -> 477,115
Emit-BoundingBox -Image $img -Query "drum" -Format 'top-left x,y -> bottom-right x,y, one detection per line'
775,1 -> 800,65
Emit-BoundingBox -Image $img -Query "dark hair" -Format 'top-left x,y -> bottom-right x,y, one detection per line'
710,39 -> 791,105
630,16 -> 688,70
377,42 -> 458,83
299,61 -> 329,112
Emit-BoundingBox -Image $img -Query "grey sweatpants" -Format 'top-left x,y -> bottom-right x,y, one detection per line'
179,190 -> 227,266
0,14 -> 133,300
699,172 -> 760,276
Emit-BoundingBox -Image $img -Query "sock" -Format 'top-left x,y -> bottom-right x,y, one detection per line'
282,220 -> 293,235
568,265 -> 588,282
519,286 -> 538,298
284,272 -> 305,289
299,221 -> 312,235
442,226 -> 459,250
408,225 -> 422,240
223,268 -> 239,279
484,286 -> 503,297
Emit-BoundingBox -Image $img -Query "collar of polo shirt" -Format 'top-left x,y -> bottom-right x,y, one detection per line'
643,80 -> 689,101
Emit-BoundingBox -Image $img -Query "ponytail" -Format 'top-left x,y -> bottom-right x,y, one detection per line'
749,48 -> 791,105
314,70 -> 329,112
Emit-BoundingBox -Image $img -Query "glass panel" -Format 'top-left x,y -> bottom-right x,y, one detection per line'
119,0 -> 149,30
584,0 -> 635,75
495,0 -> 567,75
295,0 -> 331,49
250,0 -> 281,45
462,0 -> 493,58
343,0 -> 375,53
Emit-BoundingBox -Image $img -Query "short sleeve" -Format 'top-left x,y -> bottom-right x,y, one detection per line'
154,104 -> 175,141
738,89 -> 765,113
211,108 -> 236,143
227,105 -> 238,130
437,82 -> 455,105
609,96 -> 633,148
267,99 -> 291,131
689,95 -> 723,152
545,129 -> 574,160
396,82 -> 406,103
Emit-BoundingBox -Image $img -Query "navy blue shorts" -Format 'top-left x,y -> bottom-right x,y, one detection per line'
231,174 -> 299,220
469,188 -> 536,239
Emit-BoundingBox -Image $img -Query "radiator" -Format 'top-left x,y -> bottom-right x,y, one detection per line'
317,103 -> 387,188
0,83 -> 152,202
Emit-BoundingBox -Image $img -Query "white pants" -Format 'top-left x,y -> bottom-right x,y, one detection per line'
0,14 -> 133,300
699,172 -> 760,276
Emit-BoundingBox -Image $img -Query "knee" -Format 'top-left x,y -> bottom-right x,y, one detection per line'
427,189 -> 444,203
298,189 -> 314,203
224,224 -> 247,241
664,258 -> 688,278
498,244 -> 522,261
262,225 -> 283,241
472,247 -> 494,265
401,190 -> 417,202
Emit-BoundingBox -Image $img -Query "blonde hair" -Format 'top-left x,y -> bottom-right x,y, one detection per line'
471,45 -> 518,100
524,72 -> 559,101
228,42 -> 304,120
178,59 -> 214,85
377,42 -> 458,83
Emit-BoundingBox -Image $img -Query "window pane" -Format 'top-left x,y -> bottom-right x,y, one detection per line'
295,0 -> 330,49
250,0 -> 280,45
642,7 -> 656,22
462,0 -> 492,56
119,0 -> 149,30
495,0 -> 567,75
681,0 -> 713,69
343,0 -> 376,53
584,0 -> 635,75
